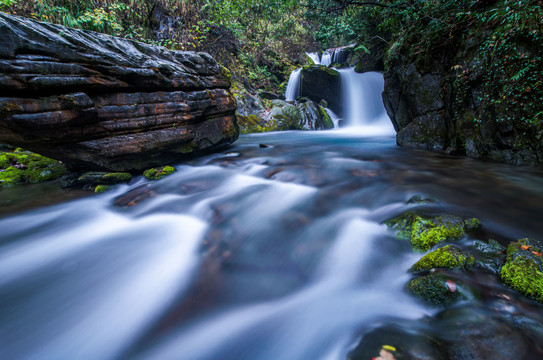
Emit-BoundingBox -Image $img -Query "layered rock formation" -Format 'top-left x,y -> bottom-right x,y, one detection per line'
0,13 -> 238,171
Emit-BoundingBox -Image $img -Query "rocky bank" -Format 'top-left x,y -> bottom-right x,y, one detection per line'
0,13 -> 238,172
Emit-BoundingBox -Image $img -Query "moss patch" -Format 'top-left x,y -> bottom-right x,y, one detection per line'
78,171 -> 132,185
318,105 -> 334,129
143,165 -> 176,180
500,238 -> 543,303
406,273 -> 465,307
385,212 -> 481,252
0,149 -> 67,186
95,185 -> 112,193
410,245 -> 475,272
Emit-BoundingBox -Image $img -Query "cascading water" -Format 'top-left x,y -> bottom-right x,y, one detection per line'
338,68 -> 395,134
320,51 -> 332,67
306,52 -> 320,65
284,68 -> 302,101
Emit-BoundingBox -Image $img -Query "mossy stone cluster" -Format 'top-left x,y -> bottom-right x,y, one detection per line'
386,212 -> 481,252
500,238 -> 543,303
0,149 -> 67,186
143,166 -> 176,180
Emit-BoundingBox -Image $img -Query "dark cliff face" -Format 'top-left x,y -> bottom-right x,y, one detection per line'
0,13 -> 239,171
380,1 -> 542,165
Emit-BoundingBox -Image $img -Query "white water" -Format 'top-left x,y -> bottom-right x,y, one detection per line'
306,52 -> 320,65
285,68 -> 302,101
338,68 -> 395,134
321,51 -> 332,67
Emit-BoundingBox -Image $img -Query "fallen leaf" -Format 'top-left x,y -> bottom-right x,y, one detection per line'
382,345 -> 396,352
520,245 -> 532,251
529,250 -> 543,257
446,279 -> 457,292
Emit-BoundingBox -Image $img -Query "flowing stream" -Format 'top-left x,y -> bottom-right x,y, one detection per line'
2,73 -> 543,359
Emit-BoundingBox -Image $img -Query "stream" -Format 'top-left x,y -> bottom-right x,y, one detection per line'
2,128 -> 543,359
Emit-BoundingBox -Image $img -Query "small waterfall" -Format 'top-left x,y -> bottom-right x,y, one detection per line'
338,68 -> 395,134
306,52 -> 320,65
285,68 -> 302,101
324,108 -> 341,128
320,51 -> 332,67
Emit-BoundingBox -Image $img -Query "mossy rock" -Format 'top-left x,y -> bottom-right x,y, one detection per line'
94,185 -> 112,193
0,149 -> 67,186
500,238 -> 543,303
318,105 -> 334,129
406,274 -> 466,307
143,166 -> 176,180
78,171 -> 132,185
410,245 -> 475,272
385,212 -> 482,252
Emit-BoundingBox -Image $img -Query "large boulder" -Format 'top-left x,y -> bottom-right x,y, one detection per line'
300,65 -> 341,116
0,13 -> 238,171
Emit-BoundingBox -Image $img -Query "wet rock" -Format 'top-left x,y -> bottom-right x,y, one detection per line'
385,212 -> 481,252
0,148 -> 67,186
143,166 -> 177,180
410,245 -> 475,272
297,100 -> 334,130
300,65 -> 341,116
406,273 -> 466,307
500,238 -> 543,303
434,306 -> 531,360
348,324 -> 446,360
94,185 -> 112,193
77,171 -> 132,186
258,91 -> 284,100
267,100 -> 301,130
0,13 -> 238,171
471,239 -> 506,275
396,113 -> 448,151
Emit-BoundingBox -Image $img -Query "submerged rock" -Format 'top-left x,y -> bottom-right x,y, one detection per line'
385,212 -> 481,252
0,13 -> 238,171
406,273 -> 467,307
500,238 -> 543,303
77,172 -> 132,186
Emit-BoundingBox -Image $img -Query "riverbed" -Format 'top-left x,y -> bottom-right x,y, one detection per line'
1,129 -> 543,359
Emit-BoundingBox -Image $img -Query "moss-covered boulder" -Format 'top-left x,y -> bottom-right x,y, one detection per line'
385,212 -> 481,252
0,149 -> 67,186
78,172 -> 132,185
94,185 -> 112,193
143,166 -> 177,180
406,274 -> 466,307
410,245 -> 475,272
267,100 -> 301,130
500,238 -> 543,303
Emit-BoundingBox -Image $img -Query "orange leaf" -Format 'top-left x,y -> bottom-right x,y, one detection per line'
446,279 -> 457,292
520,245 -> 532,251
529,250 -> 543,257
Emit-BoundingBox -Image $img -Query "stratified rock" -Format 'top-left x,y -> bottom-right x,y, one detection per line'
300,65 -> 341,116
0,13 -> 238,171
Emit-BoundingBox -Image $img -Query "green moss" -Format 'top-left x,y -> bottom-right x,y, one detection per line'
220,66 -> 232,84
94,185 -> 111,193
179,141 -> 197,154
318,105 -> 334,129
406,274 -> 465,307
410,245 -> 475,272
500,238 -> 543,303
385,212 -> 481,252
0,150 -> 67,185
144,165 -> 176,180
101,172 -> 132,183
411,216 -> 464,252
0,166 -> 26,185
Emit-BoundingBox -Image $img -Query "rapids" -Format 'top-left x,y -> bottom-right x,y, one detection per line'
1,129 -> 543,359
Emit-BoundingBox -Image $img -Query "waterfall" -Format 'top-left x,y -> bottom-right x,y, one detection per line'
285,68 -> 302,101
338,68 -> 395,133
306,52 -> 320,65
320,51 -> 332,67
